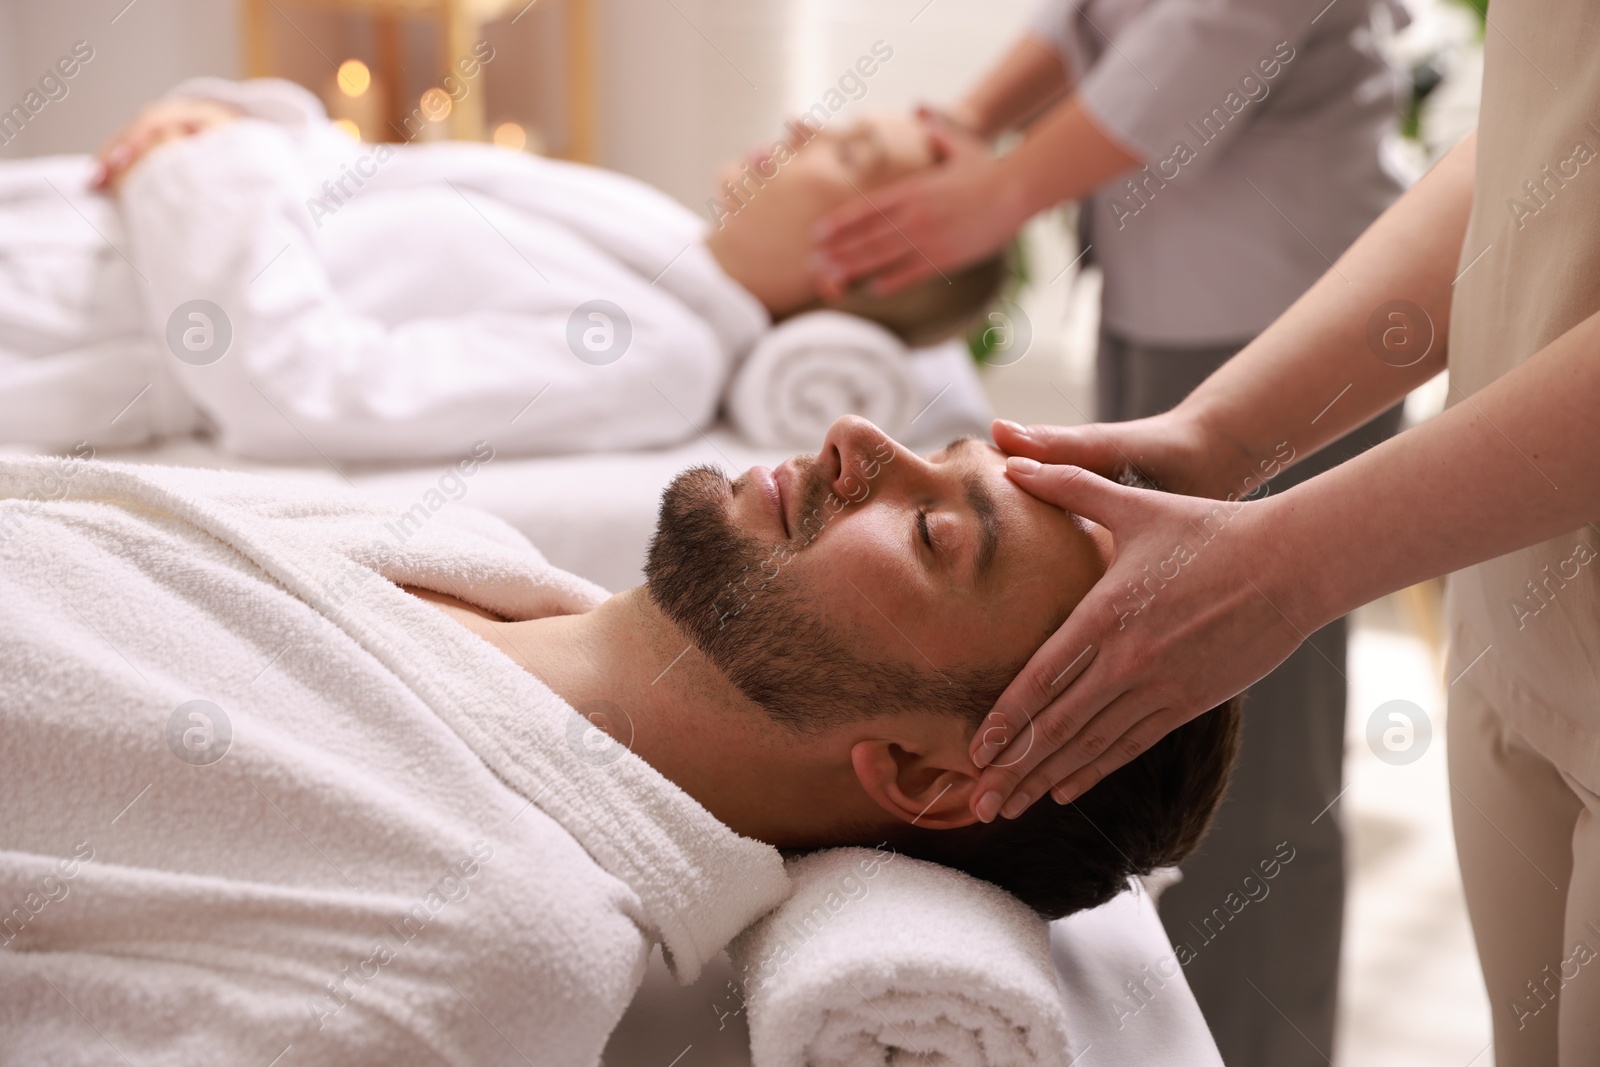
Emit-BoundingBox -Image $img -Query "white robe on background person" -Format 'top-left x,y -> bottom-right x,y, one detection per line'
0,77 -> 769,462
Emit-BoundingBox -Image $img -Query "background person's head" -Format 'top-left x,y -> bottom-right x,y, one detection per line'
702,112 -> 1003,345
644,415 -> 1240,918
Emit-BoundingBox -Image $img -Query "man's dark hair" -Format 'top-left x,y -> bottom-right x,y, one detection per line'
882,690 -> 1241,920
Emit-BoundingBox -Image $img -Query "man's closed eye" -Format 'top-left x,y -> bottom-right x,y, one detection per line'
916,507 -> 936,555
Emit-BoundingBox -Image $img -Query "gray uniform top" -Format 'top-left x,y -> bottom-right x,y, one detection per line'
1030,0 -> 1406,345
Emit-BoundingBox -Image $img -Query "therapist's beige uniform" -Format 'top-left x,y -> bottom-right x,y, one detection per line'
1445,2 -> 1600,1063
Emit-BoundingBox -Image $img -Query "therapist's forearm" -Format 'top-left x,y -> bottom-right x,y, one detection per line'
1267,300 -> 1600,634
1174,132 -> 1477,494
992,94 -> 1143,217
955,36 -> 1071,139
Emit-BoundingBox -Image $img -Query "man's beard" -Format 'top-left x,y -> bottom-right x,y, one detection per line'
644,460 -> 864,729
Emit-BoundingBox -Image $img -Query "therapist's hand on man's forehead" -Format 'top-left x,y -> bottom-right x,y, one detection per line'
966,418 -> 1312,823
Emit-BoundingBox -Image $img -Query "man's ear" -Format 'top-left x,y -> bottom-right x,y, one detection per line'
850,740 -> 981,829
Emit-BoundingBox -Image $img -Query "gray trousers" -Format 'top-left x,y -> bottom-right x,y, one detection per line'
1096,331 -> 1404,1067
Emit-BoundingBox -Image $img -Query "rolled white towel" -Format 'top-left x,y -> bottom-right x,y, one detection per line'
726,311 -> 918,448
728,847 -> 1072,1067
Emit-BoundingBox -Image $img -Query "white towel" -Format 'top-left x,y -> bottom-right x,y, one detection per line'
728,847 -> 1072,1067
725,311 -> 918,448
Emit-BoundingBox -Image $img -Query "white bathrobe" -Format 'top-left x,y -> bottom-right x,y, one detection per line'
0,77 -> 769,462
0,455 -> 789,1065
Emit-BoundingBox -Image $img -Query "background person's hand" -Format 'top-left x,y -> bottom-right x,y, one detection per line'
92,97 -> 242,192
965,457 -> 1321,823
812,109 -> 1027,297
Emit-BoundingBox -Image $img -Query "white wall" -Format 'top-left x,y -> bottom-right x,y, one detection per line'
594,0 -> 799,210
0,0 -> 239,161
787,0 -> 1035,114
0,5 -> 17,117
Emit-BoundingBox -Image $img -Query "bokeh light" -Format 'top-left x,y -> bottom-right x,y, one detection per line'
420,88 -> 453,121
336,58 -> 371,98
492,121 -> 527,150
331,118 -> 362,141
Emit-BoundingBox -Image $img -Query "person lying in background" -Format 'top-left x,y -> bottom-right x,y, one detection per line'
0,77 -> 1001,462
0,415 -> 1236,1065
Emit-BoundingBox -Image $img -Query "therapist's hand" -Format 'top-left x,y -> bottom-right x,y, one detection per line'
92,97 -> 242,192
967,457 -> 1320,823
991,413 -> 1251,500
812,110 -> 1029,297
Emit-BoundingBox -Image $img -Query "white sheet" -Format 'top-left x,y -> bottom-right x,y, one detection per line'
1050,884 -> 1225,1067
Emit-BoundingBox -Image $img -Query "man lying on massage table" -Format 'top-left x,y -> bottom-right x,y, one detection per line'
0,416 -> 1237,1065
1,72 -> 1000,461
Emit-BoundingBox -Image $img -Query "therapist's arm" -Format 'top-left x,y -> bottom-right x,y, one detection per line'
968,133 -> 1481,817
947,35 -> 1072,139
972,289 -> 1600,820
998,131 -> 1478,499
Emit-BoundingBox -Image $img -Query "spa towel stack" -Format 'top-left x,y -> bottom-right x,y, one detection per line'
728,847 -> 1072,1067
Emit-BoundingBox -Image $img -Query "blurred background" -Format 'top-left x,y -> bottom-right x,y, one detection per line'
0,0 -> 1493,1062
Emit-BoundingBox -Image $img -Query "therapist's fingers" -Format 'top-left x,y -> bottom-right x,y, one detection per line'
819,196 -> 930,276
815,223 -> 921,288
991,692 -> 1144,817
969,598 -> 1116,773
1019,699 -> 1190,814
91,145 -> 130,188
923,120 -> 985,167
996,412 -> 1236,500
814,192 -> 901,246
863,254 -> 940,296
991,419 -> 1138,478
970,648 -> 1131,816
1000,456 -> 1141,530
